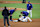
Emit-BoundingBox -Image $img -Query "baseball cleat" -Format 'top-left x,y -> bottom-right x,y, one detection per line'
8,26 -> 10,27
13,20 -> 18,22
10,20 -> 13,21
30,20 -> 32,22
4,26 -> 6,27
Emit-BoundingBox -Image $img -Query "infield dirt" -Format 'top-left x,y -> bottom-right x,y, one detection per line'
0,19 -> 40,27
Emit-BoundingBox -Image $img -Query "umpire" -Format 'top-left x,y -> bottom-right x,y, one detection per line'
2,6 -> 10,27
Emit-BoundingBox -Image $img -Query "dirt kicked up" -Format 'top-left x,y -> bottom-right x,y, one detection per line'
0,19 -> 40,27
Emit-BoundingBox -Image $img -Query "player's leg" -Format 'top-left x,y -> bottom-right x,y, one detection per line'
21,17 -> 28,22
13,20 -> 18,22
27,10 -> 30,13
26,17 -> 32,22
13,16 -> 24,22
21,16 -> 32,22
4,17 -> 6,27
10,14 -> 13,21
13,19 -> 21,22
30,10 -> 32,18
7,17 -> 10,27
13,18 -> 24,22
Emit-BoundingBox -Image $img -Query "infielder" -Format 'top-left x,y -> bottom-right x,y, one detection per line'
13,11 -> 32,22
27,1 -> 33,18
9,8 -> 16,21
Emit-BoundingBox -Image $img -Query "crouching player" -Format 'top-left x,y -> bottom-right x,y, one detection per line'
13,11 -> 32,22
20,11 -> 32,22
9,8 -> 16,21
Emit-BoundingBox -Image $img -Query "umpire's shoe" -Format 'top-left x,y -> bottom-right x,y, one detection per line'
8,26 -> 10,27
4,26 -> 6,27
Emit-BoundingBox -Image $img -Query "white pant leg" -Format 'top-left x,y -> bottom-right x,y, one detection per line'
21,17 -> 32,22
27,17 -> 32,22
13,20 -> 18,22
27,10 -> 30,13
21,18 -> 28,22
21,17 -> 28,22
30,10 -> 32,18
24,17 -> 32,22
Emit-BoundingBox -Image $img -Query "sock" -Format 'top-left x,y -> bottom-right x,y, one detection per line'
10,16 -> 12,20
18,19 -> 20,22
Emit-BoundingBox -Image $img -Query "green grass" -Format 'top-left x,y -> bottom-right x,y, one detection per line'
0,3 -> 40,19
12,10 -> 26,19
0,11 -> 3,19
0,0 -> 22,1
27,0 -> 40,3
0,3 -> 27,9
0,0 -> 40,3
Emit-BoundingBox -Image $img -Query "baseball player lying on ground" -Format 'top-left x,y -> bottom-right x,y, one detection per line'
13,11 -> 32,22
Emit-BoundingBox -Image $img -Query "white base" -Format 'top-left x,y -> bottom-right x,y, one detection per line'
13,20 -> 18,22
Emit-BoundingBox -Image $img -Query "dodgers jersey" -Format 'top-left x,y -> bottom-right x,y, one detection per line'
9,9 -> 15,14
22,11 -> 29,16
27,4 -> 33,10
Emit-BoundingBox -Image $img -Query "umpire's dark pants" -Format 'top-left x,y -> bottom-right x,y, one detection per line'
4,16 -> 10,26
